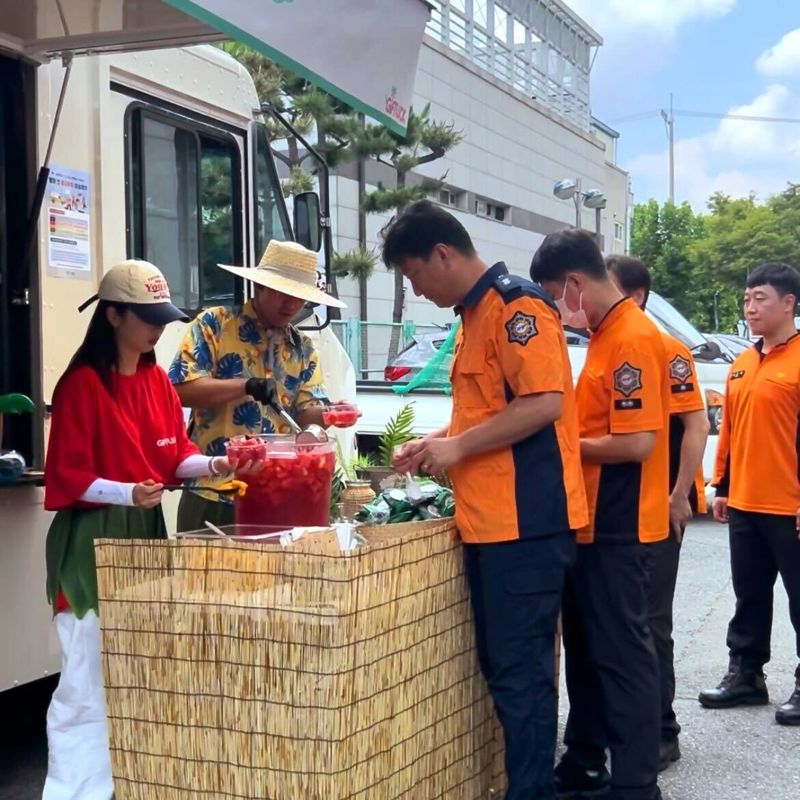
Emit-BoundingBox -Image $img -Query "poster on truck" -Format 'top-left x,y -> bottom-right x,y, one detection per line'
47,165 -> 92,279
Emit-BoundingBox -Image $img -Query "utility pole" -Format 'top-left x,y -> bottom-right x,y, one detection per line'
573,178 -> 582,229
356,113 -> 369,379
661,94 -> 675,204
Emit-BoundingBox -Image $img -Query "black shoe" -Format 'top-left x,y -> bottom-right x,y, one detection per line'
698,668 -> 769,708
606,788 -> 661,800
658,738 -> 681,771
554,757 -> 611,798
775,666 -> 800,726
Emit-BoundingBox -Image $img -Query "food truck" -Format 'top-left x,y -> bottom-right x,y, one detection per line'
0,0 -> 429,694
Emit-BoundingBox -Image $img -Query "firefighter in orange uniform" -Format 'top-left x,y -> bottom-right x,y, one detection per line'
531,230 -> 668,800
384,201 -> 588,800
607,255 -> 709,769
699,263 -> 800,726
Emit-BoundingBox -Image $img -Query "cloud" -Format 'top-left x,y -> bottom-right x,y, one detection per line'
625,85 -> 800,210
710,84 -> 800,161
756,28 -> 800,79
562,1 -> 737,114
564,0 -> 735,38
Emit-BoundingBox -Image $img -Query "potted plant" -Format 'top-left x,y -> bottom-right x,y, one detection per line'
356,404 -> 416,494
329,439 -> 378,520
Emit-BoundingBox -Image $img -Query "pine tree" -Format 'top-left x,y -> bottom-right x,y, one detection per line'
220,43 -> 362,317
358,104 -> 462,362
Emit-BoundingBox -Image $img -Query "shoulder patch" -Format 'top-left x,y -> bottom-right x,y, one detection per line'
669,354 -> 692,383
505,310 -> 538,345
613,362 -> 643,397
493,274 -> 558,312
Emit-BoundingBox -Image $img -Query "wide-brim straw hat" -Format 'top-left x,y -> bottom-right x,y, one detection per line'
219,240 -> 346,309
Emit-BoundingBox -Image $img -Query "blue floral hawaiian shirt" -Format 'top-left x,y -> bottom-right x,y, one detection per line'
169,300 -> 328,502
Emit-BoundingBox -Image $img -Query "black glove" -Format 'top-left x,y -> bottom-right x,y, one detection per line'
245,377 -> 278,406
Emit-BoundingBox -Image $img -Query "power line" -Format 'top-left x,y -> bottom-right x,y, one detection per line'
674,109 -> 800,124
606,110 -> 660,124
608,109 -> 800,125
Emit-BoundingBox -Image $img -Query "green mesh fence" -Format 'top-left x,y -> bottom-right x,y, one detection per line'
392,321 -> 460,395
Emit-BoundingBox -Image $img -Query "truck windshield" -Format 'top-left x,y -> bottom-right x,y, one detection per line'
254,123 -> 291,253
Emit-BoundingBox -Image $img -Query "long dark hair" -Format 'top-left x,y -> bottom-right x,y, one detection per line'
57,301 -> 156,396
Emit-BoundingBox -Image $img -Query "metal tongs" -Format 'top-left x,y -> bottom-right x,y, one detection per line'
266,399 -> 328,445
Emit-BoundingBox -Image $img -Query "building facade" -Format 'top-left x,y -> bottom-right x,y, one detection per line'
330,0 -> 631,335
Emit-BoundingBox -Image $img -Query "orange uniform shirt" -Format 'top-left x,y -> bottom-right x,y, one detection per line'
448,263 -> 588,544
575,298 -> 670,544
713,332 -> 800,516
662,332 -> 707,514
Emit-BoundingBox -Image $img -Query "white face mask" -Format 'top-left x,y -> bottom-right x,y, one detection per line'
555,278 -> 589,330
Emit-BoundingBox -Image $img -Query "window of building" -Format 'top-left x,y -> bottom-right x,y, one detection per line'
473,0 -> 488,30
494,4 -> 509,43
513,18 -> 527,47
127,108 -> 246,311
614,221 -> 624,242
431,187 -> 465,210
475,197 -> 509,222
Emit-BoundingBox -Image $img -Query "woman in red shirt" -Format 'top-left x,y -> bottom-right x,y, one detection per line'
42,261 -> 251,800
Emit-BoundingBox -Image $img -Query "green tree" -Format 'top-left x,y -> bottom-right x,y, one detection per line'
631,200 -> 708,326
359,104 -> 463,361
690,189 -> 800,329
632,185 -> 800,332
220,43 -> 356,195
220,42 -> 365,318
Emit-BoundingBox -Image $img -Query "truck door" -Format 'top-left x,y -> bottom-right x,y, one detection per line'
0,54 -> 38,461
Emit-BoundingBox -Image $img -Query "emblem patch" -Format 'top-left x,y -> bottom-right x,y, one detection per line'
613,362 -> 643,397
731,370 -> 745,381
669,355 -> 692,383
505,311 -> 538,345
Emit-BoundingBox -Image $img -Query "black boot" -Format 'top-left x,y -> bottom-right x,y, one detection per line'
698,667 -> 769,709
606,787 -> 662,800
658,737 -> 681,771
775,665 -> 800,726
554,756 -> 611,798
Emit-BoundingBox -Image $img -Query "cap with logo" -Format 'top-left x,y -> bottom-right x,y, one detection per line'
78,260 -> 189,325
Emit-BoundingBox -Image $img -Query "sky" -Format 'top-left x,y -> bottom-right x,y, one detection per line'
563,0 -> 800,210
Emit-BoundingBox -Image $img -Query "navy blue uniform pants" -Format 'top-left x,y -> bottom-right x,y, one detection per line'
464,532 -> 575,800
561,542 -> 660,800
646,530 -> 683,744
727,508 -> 800,669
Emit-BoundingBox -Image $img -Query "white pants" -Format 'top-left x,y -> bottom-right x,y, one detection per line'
42,610 -> 114,800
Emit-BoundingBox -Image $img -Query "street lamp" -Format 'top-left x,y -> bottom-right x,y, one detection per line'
553,178 -> 606,242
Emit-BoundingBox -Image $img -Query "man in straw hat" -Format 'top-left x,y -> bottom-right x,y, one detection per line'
169,240 -> 358,531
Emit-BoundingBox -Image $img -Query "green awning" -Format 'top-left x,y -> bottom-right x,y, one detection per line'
163,0 -> 429,134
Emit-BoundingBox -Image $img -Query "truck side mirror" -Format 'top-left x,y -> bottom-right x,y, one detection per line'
293,192 -> 322,252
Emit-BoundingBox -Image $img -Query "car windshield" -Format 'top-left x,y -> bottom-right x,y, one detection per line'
645,292 -> 706,350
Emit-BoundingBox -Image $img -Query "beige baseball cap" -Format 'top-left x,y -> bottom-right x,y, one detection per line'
78,260 -> 189,325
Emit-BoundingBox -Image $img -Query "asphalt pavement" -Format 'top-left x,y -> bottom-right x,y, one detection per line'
1,517 -> 797,799
627,518 -> 800,800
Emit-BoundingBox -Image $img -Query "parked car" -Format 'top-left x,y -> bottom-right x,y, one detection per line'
369,292 -> 728,497
383,329 -> 452,382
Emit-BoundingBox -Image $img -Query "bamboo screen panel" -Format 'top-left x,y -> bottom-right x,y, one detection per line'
95,520 -> 506,799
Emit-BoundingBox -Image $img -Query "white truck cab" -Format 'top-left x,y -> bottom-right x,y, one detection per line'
0,44 -> 355,693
